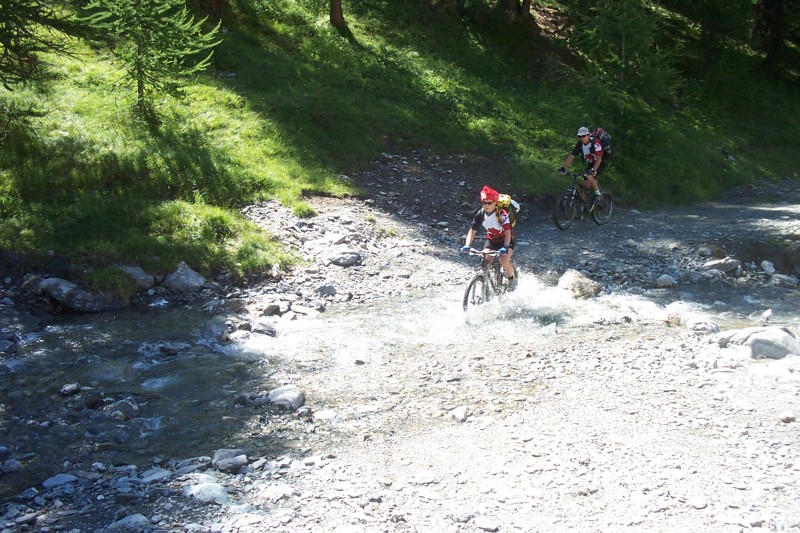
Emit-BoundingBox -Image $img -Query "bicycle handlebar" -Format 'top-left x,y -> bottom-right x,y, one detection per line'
464,248 -> 502,257
561,169 -> 587,179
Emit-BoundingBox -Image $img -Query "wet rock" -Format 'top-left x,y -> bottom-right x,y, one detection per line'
717,326 -> 800,359
2,459 -> 23,473
212,449 -> 248,473
22,275 -> 128,312
41,473 -> 78,489
770,273 -> 798,288
173,457 -> 211,476
106,513 -> 151,530
0,308 -> 42,334
251,319 -> 277,337
59,383 -> 81,396
140,467 -> 171,483
108,397 -> 140,420
137,340 -> 191,357
312,409 -> 337,421
114,265 -> 156,290
315,281 -> 337,296
474,517 -> 501,532
261,303 -> 282,316
450,405 -> 470,422
268,385 -> 305,412
182,482 -> 229,505
557,269 -> 601,298
0,335 -> 17,356
701,257 -> 741,273
163,261 -> 205,293
686,319 -> 720,335
655,274 -> 677,288
329,250 -> 362,267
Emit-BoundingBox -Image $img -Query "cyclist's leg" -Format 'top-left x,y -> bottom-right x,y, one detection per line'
584,164 -> 599,194
579,169 -> 593,201
498,239 -> 516,279
481,239 -> 496,266
586,161 -> 606,194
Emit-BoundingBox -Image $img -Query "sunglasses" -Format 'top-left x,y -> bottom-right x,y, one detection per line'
482,201 -> 494,205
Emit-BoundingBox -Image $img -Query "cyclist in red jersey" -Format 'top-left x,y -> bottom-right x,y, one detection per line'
460,185 -> 517,290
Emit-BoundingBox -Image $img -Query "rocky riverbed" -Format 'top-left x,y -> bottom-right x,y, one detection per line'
2,151 -> 800,532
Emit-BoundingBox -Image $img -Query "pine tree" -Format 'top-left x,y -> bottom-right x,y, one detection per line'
84,0 -> 220,112
562,0 -> 678,103
0,0 -> 74,89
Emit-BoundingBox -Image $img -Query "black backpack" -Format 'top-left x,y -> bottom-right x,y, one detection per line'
592,128 -> 613,160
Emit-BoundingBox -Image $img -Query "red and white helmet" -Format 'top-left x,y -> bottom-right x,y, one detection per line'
480,185 -> 499,202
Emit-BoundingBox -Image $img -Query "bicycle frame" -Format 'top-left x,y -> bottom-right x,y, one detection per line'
462,248 -> 516,310
553,170 -> 613,230
566,171 -> 591,208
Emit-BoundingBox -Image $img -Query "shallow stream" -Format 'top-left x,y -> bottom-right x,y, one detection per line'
2,274 -> 799,499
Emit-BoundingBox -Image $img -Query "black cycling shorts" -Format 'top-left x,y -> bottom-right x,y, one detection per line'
585,160 -> 607,180
482,237 -> 515,251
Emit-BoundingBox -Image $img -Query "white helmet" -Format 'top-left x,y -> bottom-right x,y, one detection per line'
576,126 -> 591,136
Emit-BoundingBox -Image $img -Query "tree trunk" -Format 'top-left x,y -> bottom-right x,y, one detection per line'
330,0 -> 346,29
700,6 -> 722,70
503,0 -> 534,23
520,0 -> 532,22
753,0 -> 787,75
136,36 -> 145,110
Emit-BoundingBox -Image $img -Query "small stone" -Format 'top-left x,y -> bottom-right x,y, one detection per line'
686,496 -> 707,509
59,383 -> 81,396
474,517 -> 500,532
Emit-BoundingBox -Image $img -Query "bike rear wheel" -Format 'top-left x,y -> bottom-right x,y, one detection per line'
463,274 -> 489,311
591,192 -> 613,225
553,192 -> 576,230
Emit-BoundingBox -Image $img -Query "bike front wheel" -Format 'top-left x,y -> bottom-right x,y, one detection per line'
591,192 -> 613,225
553,192 -> 577,230
463,274 -> 489,311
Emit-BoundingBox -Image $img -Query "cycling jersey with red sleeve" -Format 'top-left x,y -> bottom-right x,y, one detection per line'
470,209 -> 511,244
571,138 -> 604,165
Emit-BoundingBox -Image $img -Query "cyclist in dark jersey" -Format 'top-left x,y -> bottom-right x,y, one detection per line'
559,126 -> 605,203
460,185 -> 517,290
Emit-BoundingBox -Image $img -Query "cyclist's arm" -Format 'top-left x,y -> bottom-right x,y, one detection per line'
591,152 -> 602,174
503,229 -> 512,248
464,228 -> 477,248
562,153 -> 575,167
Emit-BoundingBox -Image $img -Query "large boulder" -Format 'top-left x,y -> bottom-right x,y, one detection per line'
557,269 -> 601,299
114,265 -> 156,290
22,276 -> 128,313
701,257 -> 741,274
717,326 -> 800,359
163,261 -> 205,293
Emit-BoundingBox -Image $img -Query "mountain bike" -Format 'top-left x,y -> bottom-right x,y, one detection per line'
462,248 -> 518,311
553,170 -> 613,230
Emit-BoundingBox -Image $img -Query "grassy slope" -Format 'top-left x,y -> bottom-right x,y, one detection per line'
0,0 -> 797,286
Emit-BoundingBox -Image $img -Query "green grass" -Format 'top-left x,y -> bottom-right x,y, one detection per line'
1,0 -> 798,289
